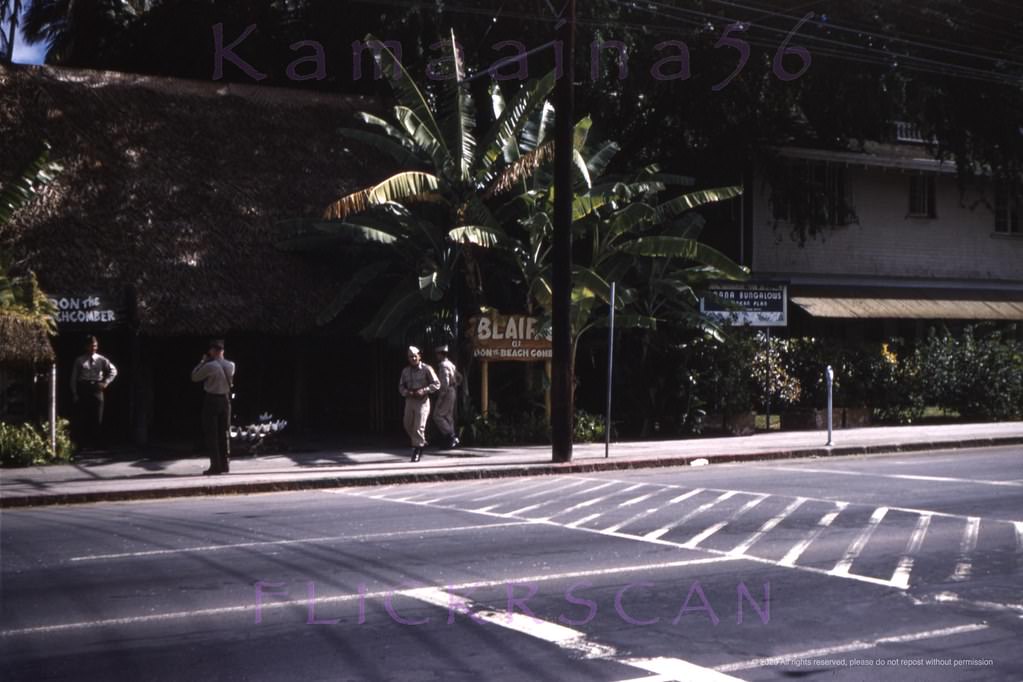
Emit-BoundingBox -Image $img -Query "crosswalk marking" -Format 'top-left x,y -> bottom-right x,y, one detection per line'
603,489 -> 701,533
644,491 -> 737,541
779,502 -> 847,567
469,477 -> 562,502
891,513 -> 932,589
728,497 -> 805,556
343,476 -> 1020,593
951,516 -> 980,581
832,507 -> 889,576
681,495 -> 768,549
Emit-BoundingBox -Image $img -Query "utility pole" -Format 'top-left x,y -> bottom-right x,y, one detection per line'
551,0 -> 576,463
2,0 -> 22,65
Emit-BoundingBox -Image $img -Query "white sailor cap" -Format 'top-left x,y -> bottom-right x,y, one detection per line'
407,346 -> 421,356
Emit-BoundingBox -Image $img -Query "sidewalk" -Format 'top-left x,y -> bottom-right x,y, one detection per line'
2,422 -> 1022,507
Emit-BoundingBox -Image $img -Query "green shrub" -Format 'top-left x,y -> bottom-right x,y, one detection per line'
0,418 -> 73,467
914,326 -> 1023,420
463,407 -> 606,446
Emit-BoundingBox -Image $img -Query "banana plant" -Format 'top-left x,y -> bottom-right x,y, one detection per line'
1,146 -> 60,333
282,33 -> 559,342
453,117 -> 749,373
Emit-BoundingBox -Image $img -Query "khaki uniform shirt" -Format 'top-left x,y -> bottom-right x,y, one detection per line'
399,363 -> 440,399
192,358 -> 236,395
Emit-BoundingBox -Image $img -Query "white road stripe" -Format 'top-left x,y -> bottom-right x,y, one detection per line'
506,480 -> 609,516
924,591 -> 1023,614
645,492 -> 737,541
681,495 -> 768,549
428,479 -> 524,503
622,658 -> 741,681
470,477 -> 562,502
603,489 -> 700,534
752,465 -> 1023,488
891,513 -> 932,589
618,492 -> 658,508
715,624 -> 990,673
566,513 -> 602,528
68,521 -> 532,562
832,507 -> 889,576
779,503 -> 847,567
1015,521 -> 1023,554
951,516 -> 981,581
521,478 -> 590,499
2,555 -> 737,639
728,498 -> 806,556
404,588 -> 741,681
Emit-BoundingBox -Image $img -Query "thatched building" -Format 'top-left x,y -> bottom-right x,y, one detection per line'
1,64 -> 402,444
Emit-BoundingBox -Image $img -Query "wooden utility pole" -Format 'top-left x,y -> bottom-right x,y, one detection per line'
2,0 -> 21,64
551,0 -> 576,463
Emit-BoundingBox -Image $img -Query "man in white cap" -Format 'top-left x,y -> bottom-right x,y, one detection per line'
432,344 -> 461,448
398,346 -> 440,462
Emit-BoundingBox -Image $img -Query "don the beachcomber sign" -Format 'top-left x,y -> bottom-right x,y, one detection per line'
48,294 -> 125,329
467,313 -> 552,361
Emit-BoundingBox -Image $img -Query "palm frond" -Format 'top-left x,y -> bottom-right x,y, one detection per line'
483,140 -> 555,199
364,34 -> 445,155
653,186 -> 743,223
617,236 -> 749,280
476,70 -> 558,183
323,172 -> 443,220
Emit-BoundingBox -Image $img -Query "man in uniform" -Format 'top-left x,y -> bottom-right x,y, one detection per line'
70,335 -> 117,451
399,346 -> 439,462
191,340 -> 235,475
432,345 -> 461,449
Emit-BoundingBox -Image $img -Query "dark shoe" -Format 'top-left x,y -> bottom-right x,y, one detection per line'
202,468 -> 221,476
411,447 -> 422,462
449,436 -> 460,449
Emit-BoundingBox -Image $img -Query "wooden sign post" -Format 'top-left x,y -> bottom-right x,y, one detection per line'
467,313 -> 553,421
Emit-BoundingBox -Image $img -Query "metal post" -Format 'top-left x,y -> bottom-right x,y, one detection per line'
605,282 -> 616,458
765,327 -> 772,432
49,362 -> 57,455
826,365 -> 834,446
551,0 -> 576,463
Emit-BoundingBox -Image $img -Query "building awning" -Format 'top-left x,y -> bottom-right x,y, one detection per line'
791,297 -> 1023,320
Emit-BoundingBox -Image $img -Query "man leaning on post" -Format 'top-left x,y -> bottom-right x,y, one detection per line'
191,339 -> 235,475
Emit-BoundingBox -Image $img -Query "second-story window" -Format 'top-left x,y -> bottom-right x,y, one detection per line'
995,186 -> 1021,235
771,160 -> 852,228
908,175 -> 936,218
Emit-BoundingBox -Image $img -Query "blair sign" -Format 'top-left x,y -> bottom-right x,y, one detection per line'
468,314 -> 552,361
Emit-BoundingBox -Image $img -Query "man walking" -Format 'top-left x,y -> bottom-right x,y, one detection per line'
191,340 -> 235,475
70,335 -> 117,451
432,344 -> 461,448
399,346 -> 439,462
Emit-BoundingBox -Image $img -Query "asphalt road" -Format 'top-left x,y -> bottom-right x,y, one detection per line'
2,446 -> 1020,681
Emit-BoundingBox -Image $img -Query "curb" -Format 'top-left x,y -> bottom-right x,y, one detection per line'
2,436 -> 1022,509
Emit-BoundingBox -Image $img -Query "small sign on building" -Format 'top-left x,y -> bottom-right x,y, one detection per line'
700,283 -> 788,327
48,294 -> 125,329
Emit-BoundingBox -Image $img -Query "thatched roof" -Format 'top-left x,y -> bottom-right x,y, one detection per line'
0,312 -> 55,365
0,64 -> 384,336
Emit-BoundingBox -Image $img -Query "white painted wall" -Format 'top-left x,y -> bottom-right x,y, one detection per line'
752,167 -> 1023,282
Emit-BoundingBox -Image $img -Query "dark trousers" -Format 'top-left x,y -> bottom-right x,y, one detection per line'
74,381 -> 104,449
202,393 -> 231,472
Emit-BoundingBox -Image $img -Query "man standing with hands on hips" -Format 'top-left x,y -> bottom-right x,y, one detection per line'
399,346 -> 439,462
191,339 -> 235,475
70,335 -> 117,452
